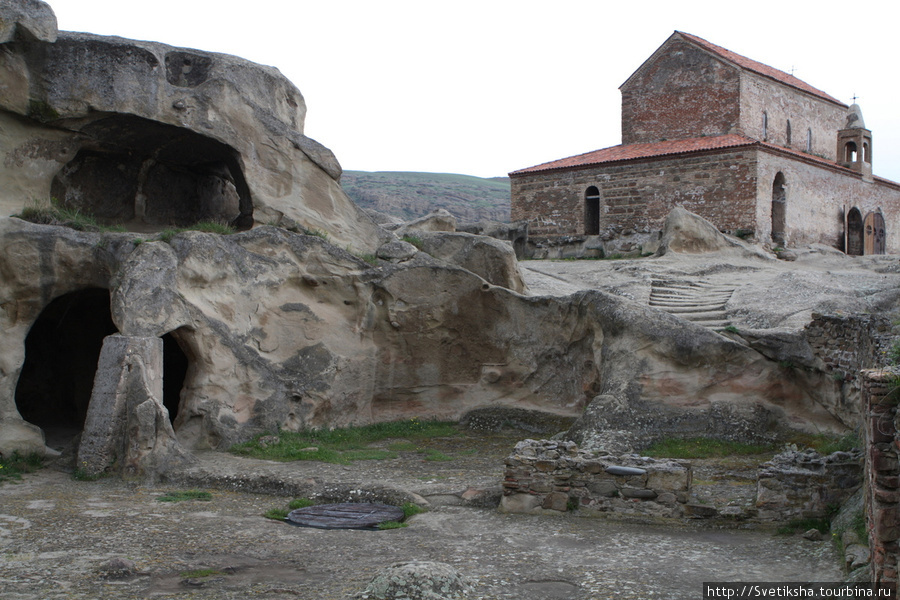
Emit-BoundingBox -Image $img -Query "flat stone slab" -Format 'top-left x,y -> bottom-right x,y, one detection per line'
605,465 -> 647,476
286,502 -> 405,530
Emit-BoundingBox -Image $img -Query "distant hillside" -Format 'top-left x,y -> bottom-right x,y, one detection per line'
340,171 -> 511,223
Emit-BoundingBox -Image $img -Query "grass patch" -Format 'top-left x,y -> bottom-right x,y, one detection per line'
263,508 -> 289,521
785,431 -> 861,454
422,448 -> 454,462
230,419 -> 459,464
400,234 -> 424,249
776,517 -> 831,535
264,497 -> 315,520
642,436 -> 777,459
402,503 -> 426,519
377,520 -> 407,530
0,451 -> 43,484
157,490 -> 213,503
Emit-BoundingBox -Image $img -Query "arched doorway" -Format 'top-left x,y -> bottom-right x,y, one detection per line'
771,172 -> 787,246
14,288 -> 117,450
847,208 -> 864,256
864,212 -> 886,255
584,186 -> 601,235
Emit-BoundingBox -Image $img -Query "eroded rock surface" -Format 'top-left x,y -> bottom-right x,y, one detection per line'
0,12 -> 385,251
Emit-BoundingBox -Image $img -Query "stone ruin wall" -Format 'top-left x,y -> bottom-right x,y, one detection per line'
862,369 -> 900,594
805,312 -> 893,428
500,439 -> 695,519
755,449 -> 862,522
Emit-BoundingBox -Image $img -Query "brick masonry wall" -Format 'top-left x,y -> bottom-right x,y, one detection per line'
511,149 -> 758,238
754,151 -> 900,252
621,39 -> 741,145
739,72 -> 847,160
862,369 -> 900,594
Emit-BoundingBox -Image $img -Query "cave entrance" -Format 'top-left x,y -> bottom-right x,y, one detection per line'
162,331 -> 190,427
14,288 -> 118,451
51,114 -> 253,232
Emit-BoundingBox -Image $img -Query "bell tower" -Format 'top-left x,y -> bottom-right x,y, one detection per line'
837,103 -> 873,182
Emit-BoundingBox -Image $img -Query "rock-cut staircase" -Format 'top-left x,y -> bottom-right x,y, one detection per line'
648,279 -> 735,330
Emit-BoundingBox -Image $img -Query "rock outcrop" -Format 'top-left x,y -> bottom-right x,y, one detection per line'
0,4 -> 385,252
655,206 -> 771,259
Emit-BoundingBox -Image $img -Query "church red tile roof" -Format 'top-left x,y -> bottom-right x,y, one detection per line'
677,32 -> 845,107
510,135 -> 757,175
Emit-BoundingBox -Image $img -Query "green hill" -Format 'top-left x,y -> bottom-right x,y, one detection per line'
341,171 -> 511,223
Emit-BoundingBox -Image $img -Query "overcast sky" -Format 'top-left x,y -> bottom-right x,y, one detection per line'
48,0 -> 900,182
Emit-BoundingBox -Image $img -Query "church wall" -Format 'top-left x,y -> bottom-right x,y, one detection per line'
511,149 -> 758,238
739,72 -> 846,160
755,150 -> 900,252
621,39 -> 741,145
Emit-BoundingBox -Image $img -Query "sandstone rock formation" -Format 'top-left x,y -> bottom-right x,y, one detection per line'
0,2 -> 385,252
0,1 -> 859,478
655,206 -> 771,259
407,231 -> 528,294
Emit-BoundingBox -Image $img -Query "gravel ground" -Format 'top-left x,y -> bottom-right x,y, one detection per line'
0,433 -> 842,600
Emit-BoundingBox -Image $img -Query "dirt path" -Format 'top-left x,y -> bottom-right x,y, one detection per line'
0,436 -> 843,600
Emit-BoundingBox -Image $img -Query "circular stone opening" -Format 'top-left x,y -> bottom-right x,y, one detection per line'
285,503 -> 405,530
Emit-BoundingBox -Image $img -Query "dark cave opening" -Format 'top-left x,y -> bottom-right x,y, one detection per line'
14,288 -> 118,447
50,114 -> 253,231
162,332 -> 189,426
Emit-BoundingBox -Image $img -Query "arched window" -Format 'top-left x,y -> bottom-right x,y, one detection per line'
806,129 -> 812,153
863,142 -> 870,163
786,120 -> 792,147
584,186 -> 601,235
845,141 -> 858,163
762,112 -> 768,141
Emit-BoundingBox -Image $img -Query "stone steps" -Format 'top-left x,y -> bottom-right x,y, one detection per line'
649,279 -> 736,331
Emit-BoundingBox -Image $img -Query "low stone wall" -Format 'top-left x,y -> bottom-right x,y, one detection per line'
862,369 -> 900,594
805,313 -> 892,379
500,439 -> 692,518
755,448 -> 863,521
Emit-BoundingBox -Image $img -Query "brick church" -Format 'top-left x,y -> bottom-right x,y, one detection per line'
510,31 -> 900,256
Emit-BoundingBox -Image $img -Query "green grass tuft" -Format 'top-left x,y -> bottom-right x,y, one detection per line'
402,503 -> 426,519
263,508 -> 289,520
642,436 -> 777,459
157,490 -> 213,503
400,235 -> 424,249
288,497 -> 315,510
377,520 -> 407,530
0,451 -> 43,484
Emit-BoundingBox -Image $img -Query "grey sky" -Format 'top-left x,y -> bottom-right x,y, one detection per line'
48,0 -> 900,182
